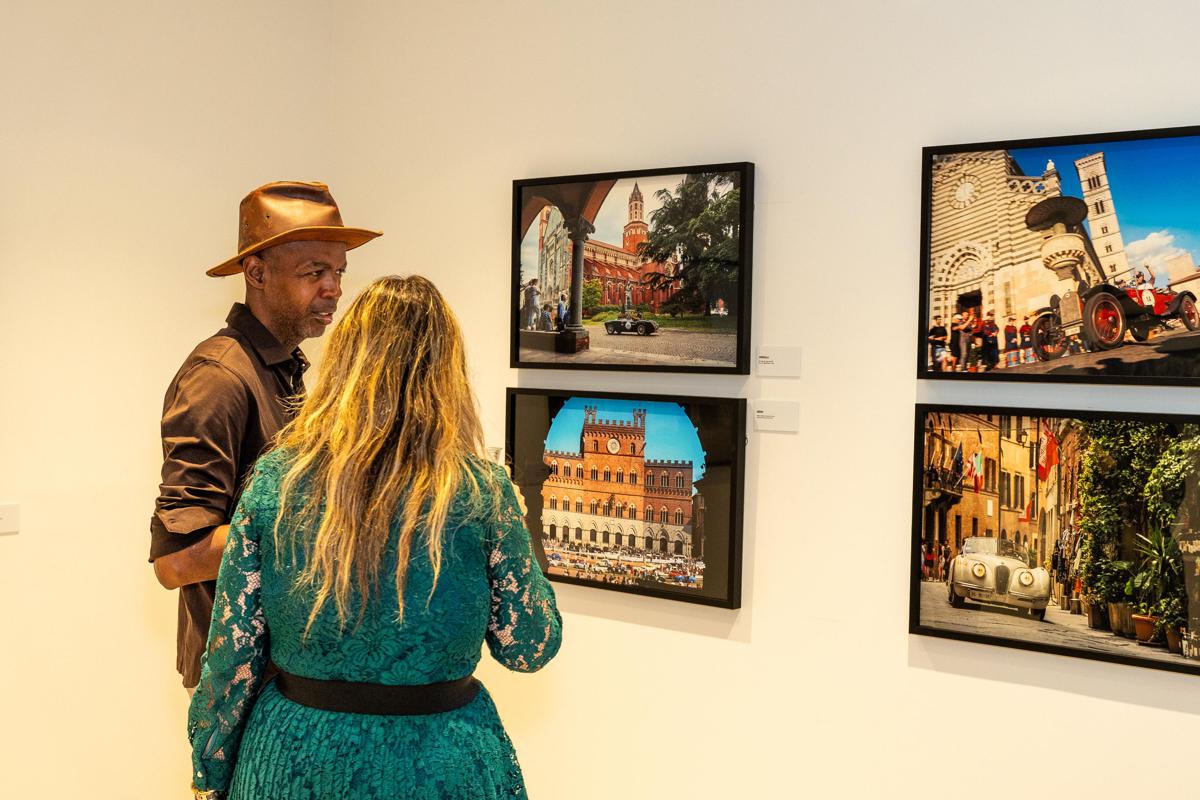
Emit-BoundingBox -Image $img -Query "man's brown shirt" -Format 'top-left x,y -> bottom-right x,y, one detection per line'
150,303 -> 307,687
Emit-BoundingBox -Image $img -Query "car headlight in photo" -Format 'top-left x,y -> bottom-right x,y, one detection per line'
971,562 -> 986,579
1019,571 -> 1034,587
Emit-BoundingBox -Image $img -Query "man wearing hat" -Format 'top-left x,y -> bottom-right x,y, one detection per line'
149,182 -> 380,690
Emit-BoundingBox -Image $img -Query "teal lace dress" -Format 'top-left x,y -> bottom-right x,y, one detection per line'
187,451 -> 562,799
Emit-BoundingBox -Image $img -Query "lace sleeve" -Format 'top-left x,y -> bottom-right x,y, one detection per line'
485,476 -> 563,673
186,466 -> 272,793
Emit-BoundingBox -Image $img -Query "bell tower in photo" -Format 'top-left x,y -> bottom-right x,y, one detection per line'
1074,152 -> 1130,280
623,182 -> 649,252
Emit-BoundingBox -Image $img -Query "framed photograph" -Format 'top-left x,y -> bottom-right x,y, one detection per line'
919,124 -> 1200,386
511,162 -> 754,374
911,403 -> 1200,676
505,387 -> 745,608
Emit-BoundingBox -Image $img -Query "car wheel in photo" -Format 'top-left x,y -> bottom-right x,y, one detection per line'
1180,295 -> 1200,331
637,323 -> 650,335
1082,293 -> 1126,349
948,577 -> 965,608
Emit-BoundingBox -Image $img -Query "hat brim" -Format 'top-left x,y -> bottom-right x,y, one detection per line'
206,226 -> 383,277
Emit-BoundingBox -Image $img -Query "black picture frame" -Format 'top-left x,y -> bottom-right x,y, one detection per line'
911,402 -> 1200,677
511,162 -> 754,374
506,387 -> 745,608
918,123 -> 1200,387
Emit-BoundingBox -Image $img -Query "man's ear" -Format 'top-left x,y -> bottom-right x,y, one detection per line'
243,254 -> 268,290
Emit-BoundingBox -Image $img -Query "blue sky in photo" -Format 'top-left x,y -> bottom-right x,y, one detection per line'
1010,134 -> 1200,284
544,397 -> 707,483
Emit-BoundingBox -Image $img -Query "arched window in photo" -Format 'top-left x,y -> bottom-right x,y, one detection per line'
660,471 -> 669,486
616,468 -> 624,484
590,466 -> 599,480
575,498 -> 583,513
604,467 -> 611,482
575,464 -> 583,478
659,509 -> 668,524
589,527 -> 597,542
603,500 -> 612,516
630,470 -> 638,485
675,473 -> 684,489
575,526 -> 582,541
628,504 -> 637,520
549,496 -> 557,510
644,535 -> 653,550
592,440 -> 599,452
589,499 -> 599,515
674,509 -> 684,525
646,472 -> 655,488
550,460 -> 557,476
644,506 -> 654,522
658,534 -> 669,553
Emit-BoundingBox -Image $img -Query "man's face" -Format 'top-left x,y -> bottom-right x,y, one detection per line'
252,240 -> 348,345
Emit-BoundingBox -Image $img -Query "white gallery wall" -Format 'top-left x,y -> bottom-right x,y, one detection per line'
4,1 -> 1200,797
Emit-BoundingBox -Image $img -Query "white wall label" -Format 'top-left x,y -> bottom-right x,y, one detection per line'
0,504 -> 19,535
756,346 -> 801,377
752,401 -> 799,433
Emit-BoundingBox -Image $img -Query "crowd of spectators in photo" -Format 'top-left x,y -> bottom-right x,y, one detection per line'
542,538 -> 704,588
927,309 -> 1037,372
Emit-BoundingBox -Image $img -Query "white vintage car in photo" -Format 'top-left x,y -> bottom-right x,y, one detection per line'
947,536 -> 1051,620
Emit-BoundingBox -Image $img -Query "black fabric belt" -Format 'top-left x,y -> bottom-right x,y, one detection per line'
275,671 -> 481,716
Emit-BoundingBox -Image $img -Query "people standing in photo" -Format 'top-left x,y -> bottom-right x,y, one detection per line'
958,308 -> 976,371
928,315 -> 949,372
948,312 -> 964,368
521,278 -> 540,330
556,292 -> 567,332
982,310 -> 1000,371
150,182 -> 380,694
1019,315 -> 1033,363
539,302 -> 554,331
1004,315 -> 1019,367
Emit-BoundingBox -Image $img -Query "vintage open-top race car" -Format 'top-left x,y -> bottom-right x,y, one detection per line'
603,316 -> 659,336
1030,282 -> 1200,361
947,536 -> 1051,620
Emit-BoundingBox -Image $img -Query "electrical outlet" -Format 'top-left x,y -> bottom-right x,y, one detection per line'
0,504 -> 20,535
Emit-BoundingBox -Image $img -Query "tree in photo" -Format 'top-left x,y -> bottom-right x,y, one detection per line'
581,279 -> 602,315
638,172 -> 741,316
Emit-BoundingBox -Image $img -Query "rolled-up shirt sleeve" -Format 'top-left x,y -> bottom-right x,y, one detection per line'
149,360 -> 248,561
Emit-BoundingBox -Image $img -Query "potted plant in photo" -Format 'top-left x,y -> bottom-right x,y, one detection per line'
1127,527 -> 1182,646
1156,596 -> 1187,654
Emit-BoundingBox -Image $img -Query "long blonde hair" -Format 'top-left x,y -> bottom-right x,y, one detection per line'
271,275 -> 498,633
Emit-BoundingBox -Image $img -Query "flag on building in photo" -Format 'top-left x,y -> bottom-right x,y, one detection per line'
1019,495 -> 1034,523
964,450 -> 983,491
949,443 -> 964,486
1038,419 -> 1059,481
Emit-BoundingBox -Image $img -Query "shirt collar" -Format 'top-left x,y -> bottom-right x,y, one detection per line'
225,303 -> 308,370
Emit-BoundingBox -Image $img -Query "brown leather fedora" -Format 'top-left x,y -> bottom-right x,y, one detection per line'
207,181 -> 382,277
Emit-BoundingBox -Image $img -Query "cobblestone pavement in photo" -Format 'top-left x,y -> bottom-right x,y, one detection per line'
520,325 -> 737,367
918,581 -> 1191,667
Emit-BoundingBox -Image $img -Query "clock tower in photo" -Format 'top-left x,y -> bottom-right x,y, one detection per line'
541,406 -> 700,557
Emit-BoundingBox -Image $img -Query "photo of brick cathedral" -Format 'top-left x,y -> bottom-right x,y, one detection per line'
536,182 -> 683,310
539,403 -> 706,579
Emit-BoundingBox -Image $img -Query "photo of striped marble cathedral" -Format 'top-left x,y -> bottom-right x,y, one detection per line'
539,405 -> 706,588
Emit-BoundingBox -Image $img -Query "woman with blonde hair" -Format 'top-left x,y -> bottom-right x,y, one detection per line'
187,275 -> 562,799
